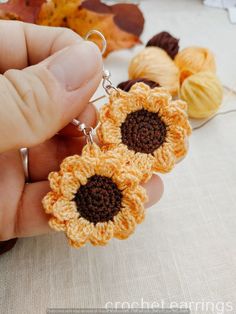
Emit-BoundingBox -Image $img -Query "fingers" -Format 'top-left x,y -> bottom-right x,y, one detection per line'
142,174 -> 164,207
14,175 -> 164,239
29,136 -> 87,182
0,41 -> 103,153
59,102 -> 99,137
0,21 -> 82,72
29,102 -> 98,181
14,181 -> 52,238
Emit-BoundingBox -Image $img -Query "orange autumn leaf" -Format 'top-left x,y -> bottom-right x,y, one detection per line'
0,0 -> 144,56
0,0 -> 44,22
37,0 -> 144,57
37,0 -> 82,27
67,8 -> 140,57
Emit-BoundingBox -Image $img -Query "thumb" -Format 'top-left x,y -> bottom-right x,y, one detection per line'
0,41 -> 103,153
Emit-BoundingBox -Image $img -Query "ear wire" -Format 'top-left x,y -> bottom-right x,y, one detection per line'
84,30 -> 107,56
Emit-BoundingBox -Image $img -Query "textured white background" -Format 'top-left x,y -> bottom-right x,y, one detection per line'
1,1 -> 236,313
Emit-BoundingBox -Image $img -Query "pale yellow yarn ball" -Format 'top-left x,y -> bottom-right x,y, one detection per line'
128,47 -> 180,97
180,71 -> 223,119
175,46 -> 216,84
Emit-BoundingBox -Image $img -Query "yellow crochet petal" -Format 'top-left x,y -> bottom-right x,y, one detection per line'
68,238 -> 86,249
111,143 -> 134,157
129,82 -> 150,95
171,108 -> 191,136
132,152 -> 155,183
112,146 -> 154,184
113,168 -> 140,190
153,142 -> 176,173
82,143 -> 101,158
123,83 -> 150,112
89,221 -> 114,246
109,88 -> 128,103
66,218 -> 93,244
160,106 -> 191,136
42,191 -> 59,214
133,185 -> 148,203
60,172 -> 80,200
73,156 -> 96,185
107,145 -> 149,183
168,126 -> 188,158
111,106 -> 130,124
60,155 -> 80,173
113,208 -> 136,240
110,89 -> 145,122
48,171 -> 61,194
52,198 -> 78,221
124,95 -> 144,113
122,188 -> 147,224
97,120 -> 122,145
48,217 -> 66,232
95,155 -> 121,178
103,92 -> 132,124
172,99 -> 188,111
99,104 -> 114,124
144,88 -> 171,113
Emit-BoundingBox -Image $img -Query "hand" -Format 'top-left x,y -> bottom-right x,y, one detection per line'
0,21 -> 163,241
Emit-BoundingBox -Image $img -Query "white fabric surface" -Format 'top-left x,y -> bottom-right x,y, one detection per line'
1,1 -> 236,313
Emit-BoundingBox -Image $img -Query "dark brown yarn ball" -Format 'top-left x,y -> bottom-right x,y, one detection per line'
0,238 -> 18,256
121,109 -> 167,154
117,78 -> 160,92
146,31 -> 179,59
74,175 -> 122,224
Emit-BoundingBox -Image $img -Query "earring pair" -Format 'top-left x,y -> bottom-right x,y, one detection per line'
43,31 -> 191,249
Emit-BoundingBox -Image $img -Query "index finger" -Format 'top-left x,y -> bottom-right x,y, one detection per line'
0,20 -> 82,73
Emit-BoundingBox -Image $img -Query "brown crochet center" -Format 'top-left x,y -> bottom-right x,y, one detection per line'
121,109 -> 167,154
74,175 -> 122,224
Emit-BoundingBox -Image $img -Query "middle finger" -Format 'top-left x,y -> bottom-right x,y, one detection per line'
29,103 -> 98,182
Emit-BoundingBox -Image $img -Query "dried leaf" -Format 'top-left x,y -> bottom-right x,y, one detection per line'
37,0 -> 144,57
0,0 -> 45,23
0,0 -> 144,56
37,0 -> 81,27
68,8 -> 141,56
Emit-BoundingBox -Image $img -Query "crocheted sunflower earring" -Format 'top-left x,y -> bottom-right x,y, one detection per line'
97,82 -> 191,182
43,32 -> 150,248
43,127 -> 148,248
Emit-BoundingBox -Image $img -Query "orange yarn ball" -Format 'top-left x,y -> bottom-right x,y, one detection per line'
128,47 -> 180,97
175,46 -> 216,84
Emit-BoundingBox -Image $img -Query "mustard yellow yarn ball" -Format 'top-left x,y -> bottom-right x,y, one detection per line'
175,46 -> 216,84
180,71 -> 223,119
128,47 -> 180,97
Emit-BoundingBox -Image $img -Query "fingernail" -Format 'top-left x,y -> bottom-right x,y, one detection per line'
48,41 -> 101,91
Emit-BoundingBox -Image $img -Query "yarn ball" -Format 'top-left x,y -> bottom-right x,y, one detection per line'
117,78 -> 160,92
128,47 -> 180,97
146,31 -> 179,59
175,46 -> 216,84
180,71 -> 223,119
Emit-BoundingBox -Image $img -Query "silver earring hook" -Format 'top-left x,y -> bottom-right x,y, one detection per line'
71,30 -> 118,141
71,119 -> 94,145
85,30 -> 119,95
102,69 -> 119,95
70,95 -> 106,144
84,30 -> 107,56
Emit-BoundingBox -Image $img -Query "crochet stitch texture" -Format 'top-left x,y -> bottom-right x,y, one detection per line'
43,144 -> 147,248
97,83 -> 191,182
